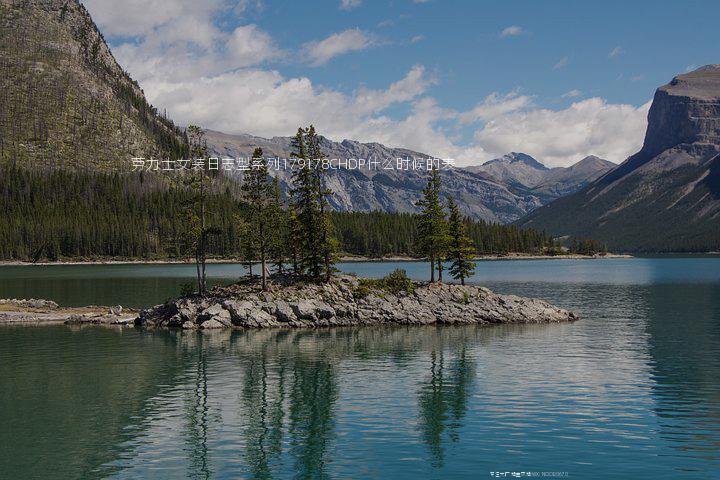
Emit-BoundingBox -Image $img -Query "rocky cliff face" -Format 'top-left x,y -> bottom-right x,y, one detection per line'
0,0 -> 187,169
517,65 -> 720,252
206,130 -> 611,223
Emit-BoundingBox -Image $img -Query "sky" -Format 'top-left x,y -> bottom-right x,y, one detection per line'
82,0 -> 719,167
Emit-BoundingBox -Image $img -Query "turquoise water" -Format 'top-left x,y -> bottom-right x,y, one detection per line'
1,258 -> 719,479
1,257 -> 719,308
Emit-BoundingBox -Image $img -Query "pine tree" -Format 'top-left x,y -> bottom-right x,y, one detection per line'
447,196 -> 476,285
305,125 -> 338,282
240,147 -> 275,290
289,126 -> 337,281
290,127 -> 321,278
182,125 -> 217,295
416,168 -> 450,282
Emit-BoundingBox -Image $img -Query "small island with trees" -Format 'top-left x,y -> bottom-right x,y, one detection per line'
131,125 -> 579,330
1,125 -> 583,328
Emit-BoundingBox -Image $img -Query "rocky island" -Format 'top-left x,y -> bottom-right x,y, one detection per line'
135,274 -> 578,329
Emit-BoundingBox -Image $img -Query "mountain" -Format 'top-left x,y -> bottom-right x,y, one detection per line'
468,152 -> 615,198
0,0 -> 187,169
206,131 -> 616,223
206,130 -> 544,223
467,152 -> 550,187
0,0 -> 612,226
531,155 -> 617,198
517,65 -> 720,252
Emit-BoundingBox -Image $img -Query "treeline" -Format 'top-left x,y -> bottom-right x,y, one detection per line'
333,211 -> 553,257
0,162 -> 558,262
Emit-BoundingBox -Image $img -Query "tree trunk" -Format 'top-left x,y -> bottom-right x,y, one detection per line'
430,256 -> 435,283
195,248 -> 201,295
437,258 -> 443,283
199,172 -> 207,296
260,245 -> 267,291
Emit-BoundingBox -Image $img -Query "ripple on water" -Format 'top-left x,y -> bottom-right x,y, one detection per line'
0,261 -> 719,479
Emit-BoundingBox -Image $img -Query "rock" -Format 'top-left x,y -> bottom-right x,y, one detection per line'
197,303 -> 232,326
200,318 -> 225,329
65,314 -> 85,324
133,275 -> 578,330
109,305 -> 123,316
290,300 -> 318,321
274,301 -> 297,323
0,298 -> 59,310
223,300 -> 255,323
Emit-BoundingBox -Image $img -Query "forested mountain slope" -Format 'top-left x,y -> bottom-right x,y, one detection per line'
0,0 -> 187,169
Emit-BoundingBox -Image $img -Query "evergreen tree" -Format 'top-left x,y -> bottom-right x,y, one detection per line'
182,125 -> 218,295
240,147 -> 275,290
447,196 -> 476,285
289,126 -> 337,281
416,168 -> 450,282
305,125 -> 338,282
290,127 -> 321,278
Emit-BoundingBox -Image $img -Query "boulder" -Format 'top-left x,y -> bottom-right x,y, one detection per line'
197,303 -> 232,326
200,318 -> 225,329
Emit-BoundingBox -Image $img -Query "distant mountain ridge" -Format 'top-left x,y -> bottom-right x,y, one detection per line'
205,130 -> 614,223
517,65 -> 720,251
467,152 -> 615,198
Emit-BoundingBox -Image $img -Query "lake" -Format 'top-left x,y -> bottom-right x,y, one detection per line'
1,258 -> 719,479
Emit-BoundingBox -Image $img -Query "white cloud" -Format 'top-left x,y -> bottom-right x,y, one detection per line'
340,0 -> 362,10
474,98 -> 651,167
303,29 -> 376,66
226,25 -> 282,67
84,0 -> 651,169
561,89 -> 582,98
608,46 -> 623,58
553,56 -> 569,70
458,91 -> 533,123
83,0 -> 221,37
500,25 -> 523,38
410,35 -> 425,44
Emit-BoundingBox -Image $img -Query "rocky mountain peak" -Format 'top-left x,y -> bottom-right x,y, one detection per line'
641,65 -> 720,159
517,66 -> 720,251
484,152 -> 548,171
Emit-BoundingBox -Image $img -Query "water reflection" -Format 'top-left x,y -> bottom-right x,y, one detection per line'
417,346 -> 474,467
643,284 -> 720,460
2,278 -> 720,479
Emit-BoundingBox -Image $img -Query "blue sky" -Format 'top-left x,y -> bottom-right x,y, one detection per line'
83,0 -> 718,166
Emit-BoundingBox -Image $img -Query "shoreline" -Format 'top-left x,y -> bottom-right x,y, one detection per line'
0,300 -> 137,326
0,275 -> 578,328
135,275 -> 578,330
0,252 -> 636,266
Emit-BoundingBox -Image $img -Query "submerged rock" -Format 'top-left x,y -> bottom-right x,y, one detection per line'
135,275 -> 577,329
